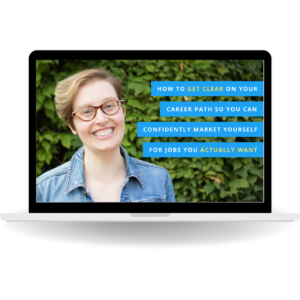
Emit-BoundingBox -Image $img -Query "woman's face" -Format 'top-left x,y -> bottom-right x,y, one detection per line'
69,80 -> 126,154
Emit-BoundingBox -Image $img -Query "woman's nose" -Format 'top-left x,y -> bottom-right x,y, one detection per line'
94,107 -> 109,124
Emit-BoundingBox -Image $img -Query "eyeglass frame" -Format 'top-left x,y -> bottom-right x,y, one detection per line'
70,99 -> 125,121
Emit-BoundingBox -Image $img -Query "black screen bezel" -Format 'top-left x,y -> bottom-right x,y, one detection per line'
30,50 -> 271,213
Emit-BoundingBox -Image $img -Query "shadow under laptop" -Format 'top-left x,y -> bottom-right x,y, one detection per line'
9,221 -> 291,245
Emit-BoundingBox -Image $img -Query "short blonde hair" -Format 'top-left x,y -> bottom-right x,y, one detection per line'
55,68 -> 122,130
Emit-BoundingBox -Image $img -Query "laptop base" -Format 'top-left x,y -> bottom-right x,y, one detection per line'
1,213 -> 299,222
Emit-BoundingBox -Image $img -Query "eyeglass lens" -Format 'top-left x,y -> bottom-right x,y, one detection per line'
76,100 -> 120,120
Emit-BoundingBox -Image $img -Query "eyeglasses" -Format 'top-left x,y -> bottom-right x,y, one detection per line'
70,99 -> 125,121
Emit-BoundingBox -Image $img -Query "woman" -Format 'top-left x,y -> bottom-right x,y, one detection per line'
36,68 -> 176,202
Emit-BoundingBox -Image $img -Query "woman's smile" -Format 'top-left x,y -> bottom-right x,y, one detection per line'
92,127 -> 115,139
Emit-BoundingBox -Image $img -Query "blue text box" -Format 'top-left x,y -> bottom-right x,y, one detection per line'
160,102 -> 264,117
137,122 -> 263,137
151,81 -> 263,96
143,142 -> 263,157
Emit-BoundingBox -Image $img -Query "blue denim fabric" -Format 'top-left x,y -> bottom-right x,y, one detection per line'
36,145 -> 176,202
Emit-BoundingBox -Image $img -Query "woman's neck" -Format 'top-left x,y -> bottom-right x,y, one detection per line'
83,146 -> 126,183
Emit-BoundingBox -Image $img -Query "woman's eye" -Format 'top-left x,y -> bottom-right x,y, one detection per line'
104,104 -> 116,110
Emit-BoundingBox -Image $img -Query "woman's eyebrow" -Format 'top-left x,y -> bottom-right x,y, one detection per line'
100,97 -> 116,102
76,97 -> 116,109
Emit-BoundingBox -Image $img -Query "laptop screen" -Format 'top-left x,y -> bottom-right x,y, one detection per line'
31,51 -> 270,213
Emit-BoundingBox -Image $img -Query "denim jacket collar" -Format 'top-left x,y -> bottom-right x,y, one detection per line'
65,145 -> 144,195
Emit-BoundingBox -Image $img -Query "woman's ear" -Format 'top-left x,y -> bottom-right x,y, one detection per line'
68,122 -> 77,135
123,106 -> 126,117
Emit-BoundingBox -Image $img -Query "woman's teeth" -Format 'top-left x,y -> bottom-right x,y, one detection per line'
93,128 -> 114,137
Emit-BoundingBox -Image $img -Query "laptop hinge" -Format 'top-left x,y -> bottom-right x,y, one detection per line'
130,213 -> 170,217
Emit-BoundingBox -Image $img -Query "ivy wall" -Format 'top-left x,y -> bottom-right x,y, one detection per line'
36,59 -> 263,202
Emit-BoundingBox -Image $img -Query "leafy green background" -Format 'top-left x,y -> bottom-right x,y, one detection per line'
36,59 -> 263,202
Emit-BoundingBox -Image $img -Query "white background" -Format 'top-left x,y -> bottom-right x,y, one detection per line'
0,1 -> 299,299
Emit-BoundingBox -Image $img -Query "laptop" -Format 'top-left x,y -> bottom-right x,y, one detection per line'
1,50 -> 299,222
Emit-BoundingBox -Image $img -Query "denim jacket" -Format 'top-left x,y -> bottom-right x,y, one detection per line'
36,145 -> 176,202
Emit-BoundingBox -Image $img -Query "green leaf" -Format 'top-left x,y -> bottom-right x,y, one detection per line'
229,179 -> 249,189
254,185 -> 263,192
38,63 -> 47,73
39,60 -> 54,64
41,140 -> 51,152
122,140 -> 132,147
190,179 -> 197,187
242,158 -> 254,166
247,175 -> 258,186
182,168 -> 192,179
145,64 -> 155,73
209,192 -> 216,201
175,72 -> 183,81
211,164 -> 222,172
36,166 -> 41,176
243,195 -> 256,201
248,168 -> 263,179
128,83 -> 145,95
36,102 -> 42,111
128,145 -> 137,156
232,159 -> 242,171
37,93 -> 45,103
217,67 -> 229,75
205,170 -> 217,177
220,189 -> 227,198
176,197 -> 186,202
203,183 -> 215,195
45,108 -> 54,119
169,172 -> 176,180
141,74 -> 153,80
71,135 -> 83,148
158,72 -> 166,78
143,85 -> 151,95
214,181 -> 221,190
174,182 -> 182,190
36,70 -> 41,82
129,129 -> 137,142
215,157 -> 224,167
190,186 -> 197,197
157,60 -> 166,68
127,99 -> 145,110
43,134 -> 54,141
44,99 -> 54,110
167,160 -> 177,170
195,161 -> 203,169
43,85 -> 54,98
61,134 -> 71,149
229,188 -> 238,194
45,151 -> 53,161
235,166 -> 248,178
37,149 -> 46,161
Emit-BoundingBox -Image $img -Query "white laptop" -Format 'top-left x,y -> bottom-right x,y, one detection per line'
1,50 -> 299,222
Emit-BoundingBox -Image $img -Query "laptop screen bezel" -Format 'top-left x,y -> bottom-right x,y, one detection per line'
30,50 -> 271,213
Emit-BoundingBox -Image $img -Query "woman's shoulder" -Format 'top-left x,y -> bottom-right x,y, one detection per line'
131,157 -> 166,170
128,157 -> 175,203
36,161 -> 71,185
130,158 -> 168,179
